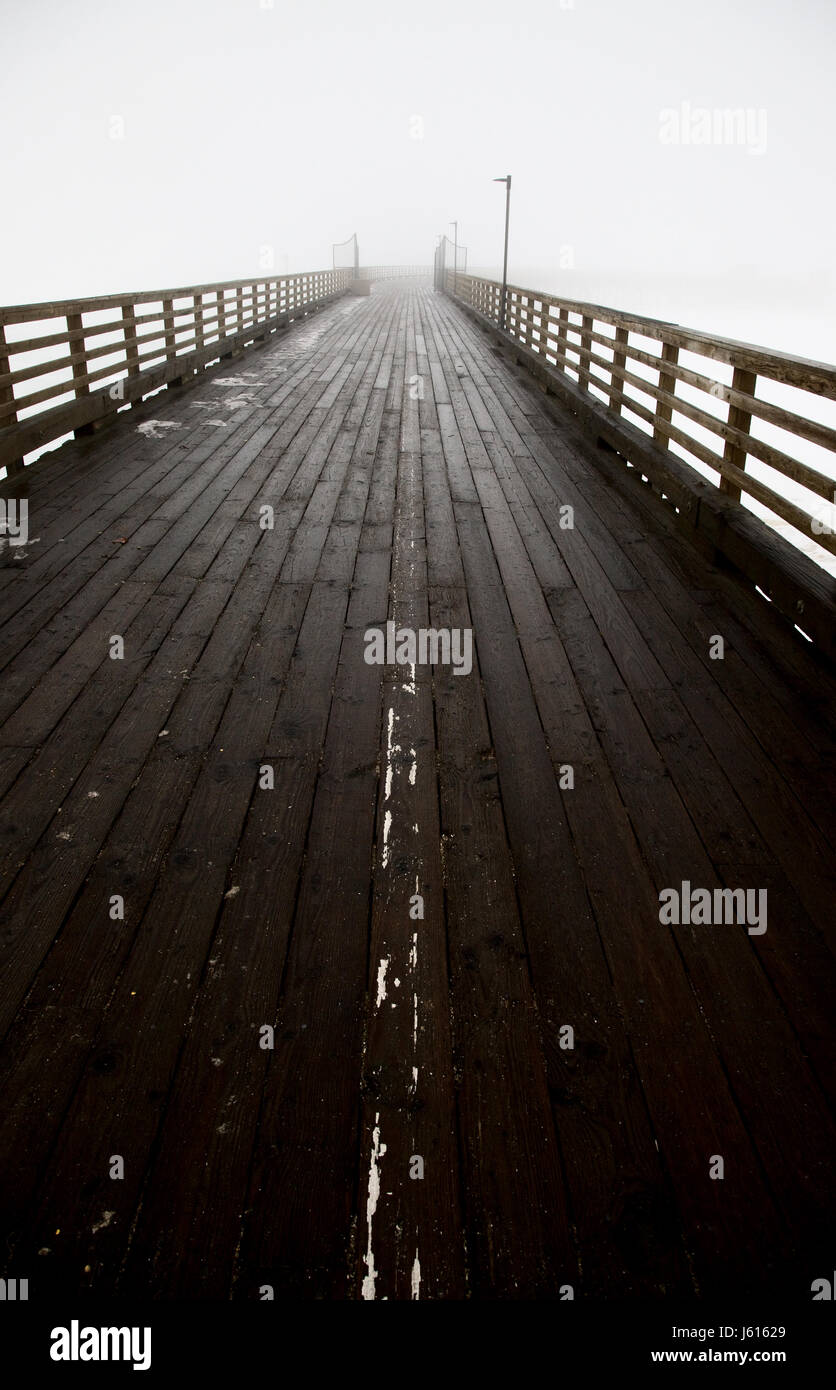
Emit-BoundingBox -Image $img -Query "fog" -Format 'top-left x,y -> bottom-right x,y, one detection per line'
2,0 -> 834,362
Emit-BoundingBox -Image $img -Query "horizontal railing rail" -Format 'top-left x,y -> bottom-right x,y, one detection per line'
0,268 -> 352,475
445,270 -> 836,565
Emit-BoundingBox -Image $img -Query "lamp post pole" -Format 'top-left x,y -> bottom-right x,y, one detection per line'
493,174 -> 512,330
450,220 -> 458,297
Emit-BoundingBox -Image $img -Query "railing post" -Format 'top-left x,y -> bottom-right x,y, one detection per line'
194,293 -> 205,354
609,326 -> 628,414
556,307 -> 569,370
67,310 -> 95,436
720,366 -> 757,500
653,341 -> 679,448
0,324 -> 23,476
164,297 -> 193,388
216,289 -> 226,350
539,300 -> 551,356
524,296 -> 536,351
578,314 -> 593,391
121,303 -> 140,402
231,286 -> 243,357
163,297 -> 176,362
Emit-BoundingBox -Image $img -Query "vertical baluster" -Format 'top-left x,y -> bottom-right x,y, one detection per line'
524,296 -> 535,351
539,300 -> 551,358
162,297 -> 176,362
194,293 -> 205,355
232,286 -> 243,358
578,314 -> 593,391
556,307 -> 569,371
720,366 -> 758,500
67,310 -> 95,436
217,288 -> 227,351
121,302 -> 140,406
0,323 -> 22,475
165,297 -> 192,387
653,341 -> 679,448
506,290 -> 516,338
609,326 -> 628,413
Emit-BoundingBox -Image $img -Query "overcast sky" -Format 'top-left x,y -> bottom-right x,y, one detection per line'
2,0 -> 834,353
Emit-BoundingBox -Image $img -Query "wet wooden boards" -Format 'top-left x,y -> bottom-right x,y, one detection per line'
0,283 -> 833,1301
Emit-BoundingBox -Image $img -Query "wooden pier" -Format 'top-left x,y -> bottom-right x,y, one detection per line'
0,275 -> 834,1300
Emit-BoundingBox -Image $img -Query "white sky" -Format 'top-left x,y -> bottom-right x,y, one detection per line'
1,0 -> 834,355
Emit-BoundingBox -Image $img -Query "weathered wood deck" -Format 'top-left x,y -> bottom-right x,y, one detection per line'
0,281 -> 834,1301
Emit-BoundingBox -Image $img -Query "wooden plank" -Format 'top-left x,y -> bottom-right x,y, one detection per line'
349,294 -> 464,1299
0,298 -> 372,701
425,294 -> 768,1291
0,301 -> 392,1023
0,284 -> 834,1304
239,315 -> 403,1298
425,287 -> 836,1290
1,301 -> 390,1291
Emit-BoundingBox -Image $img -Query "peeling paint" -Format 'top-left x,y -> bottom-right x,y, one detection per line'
361,1114 -> 386,1300
375,957 -> 389,1009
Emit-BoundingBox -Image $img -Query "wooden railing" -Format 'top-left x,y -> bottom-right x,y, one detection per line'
445,269 -> 836,652
0,269 -> 352,475
446,271 -> 836,557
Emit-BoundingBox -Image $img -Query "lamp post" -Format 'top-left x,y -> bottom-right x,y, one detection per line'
450,220 -> 458,297
493,174 -> 511,330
